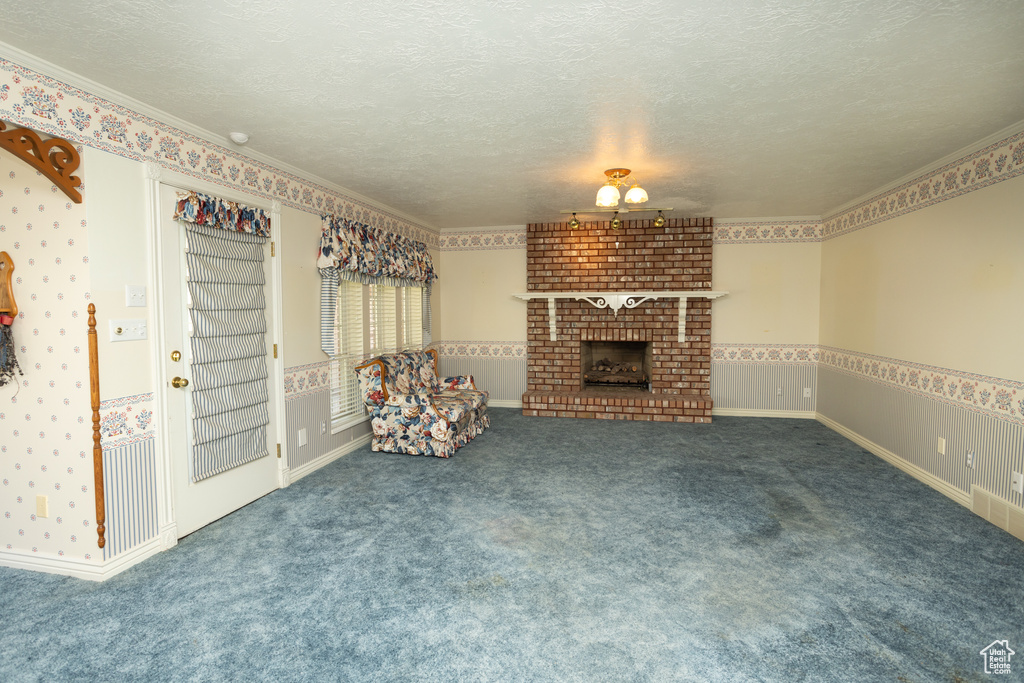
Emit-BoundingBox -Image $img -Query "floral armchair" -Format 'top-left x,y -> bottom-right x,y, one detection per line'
354,349 -> 489,458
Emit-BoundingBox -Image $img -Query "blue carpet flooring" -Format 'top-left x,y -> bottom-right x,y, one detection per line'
2,409 -> 1022,681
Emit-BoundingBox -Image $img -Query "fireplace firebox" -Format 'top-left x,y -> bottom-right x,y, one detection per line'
581,341 -> 651,390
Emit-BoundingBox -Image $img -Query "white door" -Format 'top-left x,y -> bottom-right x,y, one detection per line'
158,184 -> 279,538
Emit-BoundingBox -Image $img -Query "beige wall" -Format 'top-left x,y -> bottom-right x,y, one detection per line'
85,149 -> 154,398
437,247 -> 526,342
819,174 -> 1024,379
437,233 -> 820,347
279,206 -> 326,366
429,248 -> 441,341
712,241 -> 821,344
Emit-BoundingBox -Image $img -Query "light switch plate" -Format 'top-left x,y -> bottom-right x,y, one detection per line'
109,319 -> 147,342
125,285 -> 146,307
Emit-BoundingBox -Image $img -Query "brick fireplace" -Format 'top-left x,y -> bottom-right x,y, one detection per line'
521,217 -> 716,422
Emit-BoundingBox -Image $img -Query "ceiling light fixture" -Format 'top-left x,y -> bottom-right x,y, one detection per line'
596,168 -> 648,208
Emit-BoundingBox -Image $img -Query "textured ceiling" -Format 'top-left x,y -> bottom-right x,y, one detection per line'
2,0 -> 1023,229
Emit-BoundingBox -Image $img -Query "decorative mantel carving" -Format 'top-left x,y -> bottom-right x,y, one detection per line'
514,291 -> 728,342
0,121 -> 83,203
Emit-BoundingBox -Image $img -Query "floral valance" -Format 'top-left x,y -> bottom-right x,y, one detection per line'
317,214 -> 436,286
173,191 -> 271,238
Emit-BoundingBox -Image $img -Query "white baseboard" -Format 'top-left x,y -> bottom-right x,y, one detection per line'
816,412 -> 971,508
0,535 -> 165,582
488,400 -> 522,409
287,433 -> 373,483
713,408 -> 817,419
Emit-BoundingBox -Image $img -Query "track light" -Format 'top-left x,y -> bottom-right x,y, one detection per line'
569,213 -> 580,229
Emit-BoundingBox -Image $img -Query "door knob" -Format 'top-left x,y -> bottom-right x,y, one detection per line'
171,377 -> 189,388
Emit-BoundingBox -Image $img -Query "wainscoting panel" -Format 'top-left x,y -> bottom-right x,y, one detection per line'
102,438 -> 159,561
818,367 -> 1024,502
437,356 -> 527,405
285,387 -> 371,472
711,362 -> 817,413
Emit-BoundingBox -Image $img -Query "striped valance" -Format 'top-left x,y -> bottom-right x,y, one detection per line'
173,190 -> 271,238
317,214 -> 436,286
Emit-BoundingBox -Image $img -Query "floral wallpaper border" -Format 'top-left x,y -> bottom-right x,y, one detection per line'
98,393 -> 155,450
711,343 -> 820,364
430,341 -> 528,358
819,346 -> 1024,426
0,57 -> 438,249
714,220 -> 823,244
439,223 -> 826,248
439,227 -> 527,251
286,344 -> 1021,425
283,362 -> 331,402
823,127 -> 1024,240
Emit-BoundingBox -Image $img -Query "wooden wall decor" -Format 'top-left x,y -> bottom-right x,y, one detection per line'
0,251 -> 17,317
0,121 -> 83,203
87,303 -> 106,549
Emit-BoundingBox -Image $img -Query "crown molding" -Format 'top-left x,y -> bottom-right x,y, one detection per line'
715,215 -> 821,224
824,117 -> 1024,220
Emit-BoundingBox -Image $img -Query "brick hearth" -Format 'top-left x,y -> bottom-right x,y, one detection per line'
522,216 -> 715,422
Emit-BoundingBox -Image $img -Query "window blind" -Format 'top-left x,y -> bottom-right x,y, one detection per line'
330,278 -> 365,430
184,222 -> 269,482
369,284 -> 397,356
402,286 -> 423,350
327,281 -> 428,431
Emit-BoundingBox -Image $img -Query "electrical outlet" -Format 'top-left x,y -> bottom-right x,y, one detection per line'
966,451 -> 974,469
125,285 -> 146,307
109,319 -> 147,342
320,421 -> 327,435
1011,471 -> 1024,496
803,387 -> 812,399
298,428 -> 307,447
937,437 -> 946,455
776,387 -> 782,396
36,495 -> 49,518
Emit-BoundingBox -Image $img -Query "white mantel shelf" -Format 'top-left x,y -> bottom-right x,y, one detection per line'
513,291 -> 729,342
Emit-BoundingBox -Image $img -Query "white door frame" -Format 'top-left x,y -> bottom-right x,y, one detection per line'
143,162 -> 287,548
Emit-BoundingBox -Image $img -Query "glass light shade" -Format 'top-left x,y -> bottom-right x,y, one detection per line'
596,183 -> 621,207
624,184 -> 648,204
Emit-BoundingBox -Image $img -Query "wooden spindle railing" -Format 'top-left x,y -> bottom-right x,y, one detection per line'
87,303 -> 106,549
